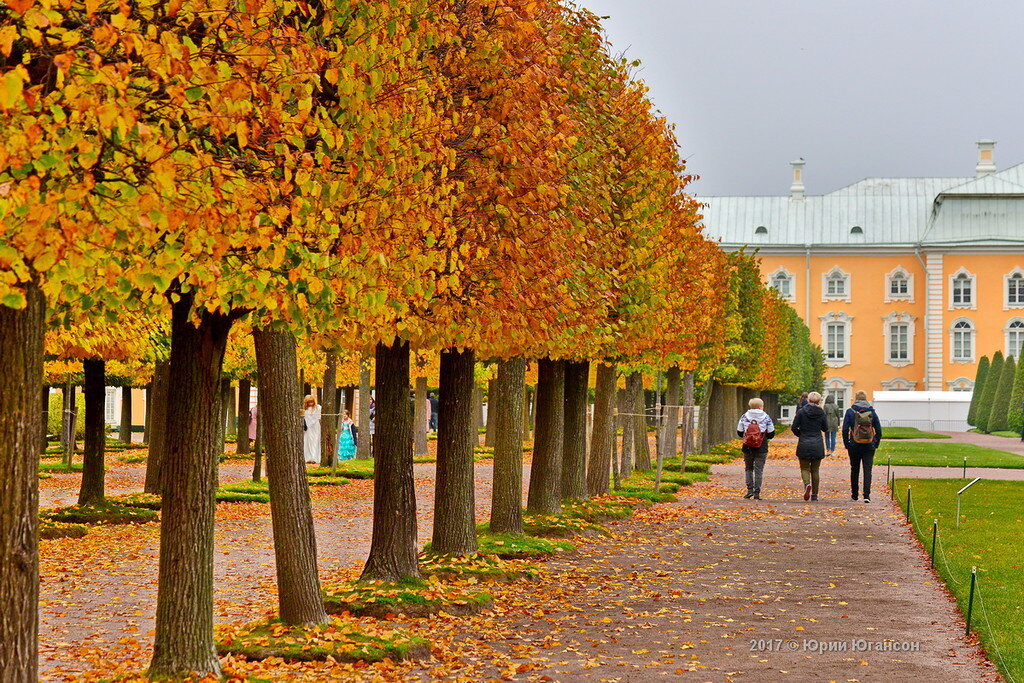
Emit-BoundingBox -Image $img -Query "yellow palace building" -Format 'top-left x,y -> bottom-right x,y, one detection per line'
701,141 -> 1024,409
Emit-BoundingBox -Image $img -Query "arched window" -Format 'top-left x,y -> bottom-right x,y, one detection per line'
768,268 -> 795,301
755,225 -> 768,236
951,319 -> 975,362
822,266 -> 851,301
1006,318 -> 1024,358
850,226 -> 864,235
1007,270 -> 1024,307
885,266 -> 913,302
950,268 -> 975,308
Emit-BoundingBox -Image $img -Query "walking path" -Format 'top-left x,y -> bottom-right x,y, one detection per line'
37,438 -> 1001,681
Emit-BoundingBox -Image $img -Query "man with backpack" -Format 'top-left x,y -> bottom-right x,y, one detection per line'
737,397 -> 776,500
842,390 -> 883,503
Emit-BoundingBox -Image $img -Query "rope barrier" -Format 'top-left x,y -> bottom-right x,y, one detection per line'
976,579 -> 1018,683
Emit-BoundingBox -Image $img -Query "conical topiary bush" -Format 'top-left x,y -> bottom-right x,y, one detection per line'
1007,354 -> 1024,434
987,355 -> 1016,433
975,351 -> 1003,433
967,355 -> 989,427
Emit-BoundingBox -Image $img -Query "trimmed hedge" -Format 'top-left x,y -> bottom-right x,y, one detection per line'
988,355 -> 1017,433
967,355 -> 990,427
975,351 -> 1004,432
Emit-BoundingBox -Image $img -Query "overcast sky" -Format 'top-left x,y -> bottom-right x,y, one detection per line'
579,1 -> 1024,197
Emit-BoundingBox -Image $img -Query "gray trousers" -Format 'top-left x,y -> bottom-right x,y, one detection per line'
743,450 -> 767,493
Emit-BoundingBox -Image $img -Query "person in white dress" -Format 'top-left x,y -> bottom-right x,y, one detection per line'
302,395 -> 322,464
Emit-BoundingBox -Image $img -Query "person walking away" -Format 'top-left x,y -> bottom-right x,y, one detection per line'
428,392 -> 439,431
823,394 -> 841,456
791,391 -> 828,501
842,390 -> 882,503
737,397 -> 776,500
337,410 -> 358,461
302,394 -> 322,464
795,392 -> 809,416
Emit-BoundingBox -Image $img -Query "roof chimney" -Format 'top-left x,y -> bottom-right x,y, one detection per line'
976,139 -> 996,177
790,158 -> 805,199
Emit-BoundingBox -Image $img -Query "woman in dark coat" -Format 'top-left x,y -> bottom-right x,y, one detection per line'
791,391 -> 829,501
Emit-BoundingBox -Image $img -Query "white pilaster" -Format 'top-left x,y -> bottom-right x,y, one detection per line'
925,253 -> 945,390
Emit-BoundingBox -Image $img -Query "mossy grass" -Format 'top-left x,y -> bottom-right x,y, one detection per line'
217,617 -> 431,663
418,552 -> 540,582
38,461 -> 84,474
425,532 -> 573,559
560,496 -> 638,522
660,458 -> 711,474
308,476 -> 351,487
307,459 -> 375,479
687,452 -> 737,465
217,480 -> 271,503
108,492 -> 162,510
709,442 -> 742,457
41,501 -> 158,525
483,514 -> 609,539
219,451 -> 255,461
39,521 -> 88,539
323,577 -> 493,618
118,452 -> 148,464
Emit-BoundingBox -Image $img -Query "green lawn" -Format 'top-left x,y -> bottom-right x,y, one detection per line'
894,479 -> 1024,682
877,441 -> 1024,469
882,426 -> 951,440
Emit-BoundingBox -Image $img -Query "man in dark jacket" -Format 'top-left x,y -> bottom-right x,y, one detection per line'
737,397 -> 776,500
842,390 -> 883,503
792,391 -> 829,501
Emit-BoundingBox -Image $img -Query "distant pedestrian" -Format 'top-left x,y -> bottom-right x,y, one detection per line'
823,394 -> 841,456
842,390 -> 882,503
795,392 -> 809,415
337,410 -> 357,461
302,394 -> 321,464
737,397 -> 776,500
428,392 -> 439,431
791,391 -> 829,501
248,404 -> 258,442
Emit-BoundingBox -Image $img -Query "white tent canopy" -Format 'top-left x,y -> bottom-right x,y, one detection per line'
870,391 -> 972,432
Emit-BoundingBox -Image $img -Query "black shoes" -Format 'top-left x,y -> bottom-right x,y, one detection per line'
743,491 -> 754,499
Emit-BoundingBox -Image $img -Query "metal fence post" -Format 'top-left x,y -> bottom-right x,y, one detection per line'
962,457 -> 967,479
906,486 -> 912,518
965,567 -> 977,636
931,519 -> 937,568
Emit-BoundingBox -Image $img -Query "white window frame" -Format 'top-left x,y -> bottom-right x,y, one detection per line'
767,267 -> 795,302
881,377 -> 917,391
884,266 -> 914,303
1005,317 -> 1024,359
950,317 -> 976,363
104,386 -> 118,426
1005,268 -> 1024,309
947,377 -> 974,392
821,266 -> 851,303
824,377 -> 854,410
820,312 -> 853,368
882,311 -> 916,368
949,267 -> 976,310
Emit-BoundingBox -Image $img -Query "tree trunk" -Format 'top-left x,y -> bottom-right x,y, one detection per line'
561,360 -> 589,500
41,385 -> 49,445
490,358 -> 526,534
432,348 -> 478,555
618,387 -> 632,479
524,383 -> 534,441
148,293 -> 234,680
252,404 -> 263,482
321,352 -> 338,467
61,378 -> 75,464
527,358 -> 564,515
356,356 -> 372,460
629,373 -> 651,470
657,367 -> 682,493
225,381 -> 236,439
473,383 -> 485,438
214,377 -> 231,458
144,360 -> 171,495
484,378 -> 497,448
414,376 -> 429,457
77,359 -> 106,506
587,362 -> 618,496
143,383 -> 152,445
236,378 -> 252,455
119,386 -> 133,445
253,327 -> 328,626
361,338 -> 419,582
681,371 -> 695,465
0,281 -> 44,682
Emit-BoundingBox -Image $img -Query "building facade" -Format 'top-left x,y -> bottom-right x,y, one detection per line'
700,141 -> 1024,408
